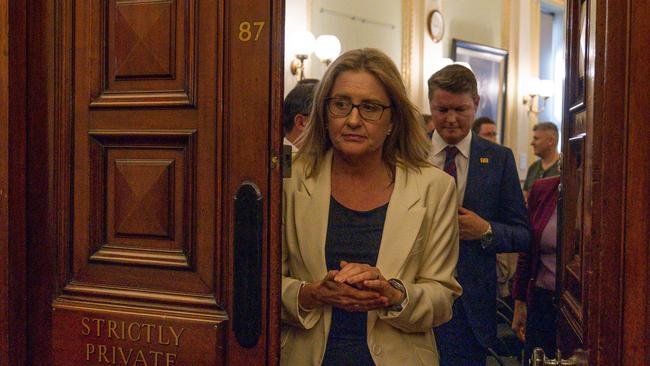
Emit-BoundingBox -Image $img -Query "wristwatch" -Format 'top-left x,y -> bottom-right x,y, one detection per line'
386,279 -> 406,312
480,222 -> 494,249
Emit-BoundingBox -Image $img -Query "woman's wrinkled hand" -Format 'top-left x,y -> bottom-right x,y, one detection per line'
299,270 -> 389,312
333,261 -> 405,310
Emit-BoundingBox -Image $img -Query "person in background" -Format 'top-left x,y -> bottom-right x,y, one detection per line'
523,122 -> 560,199
281,48 -> 462,366
427,64 -> 532,366
283,78 -> 319,152
472,116 -> 498,143
511,175 -> 561,363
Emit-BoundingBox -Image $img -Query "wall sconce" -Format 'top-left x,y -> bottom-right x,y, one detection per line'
289,30 -> 316,80
314,35 -> 341,66
523,79 -> 554,113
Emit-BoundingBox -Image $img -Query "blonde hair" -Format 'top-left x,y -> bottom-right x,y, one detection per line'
297,48 -> 431,177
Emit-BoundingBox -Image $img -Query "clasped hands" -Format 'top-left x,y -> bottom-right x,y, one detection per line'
298,261 -> 405,313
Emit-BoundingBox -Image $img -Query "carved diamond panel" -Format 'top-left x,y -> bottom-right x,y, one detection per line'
90,0 -> 196,107
106,149 -> 182,252
89,130 -> 196,269
114,159 -> 174,238
114,1 -> 173,78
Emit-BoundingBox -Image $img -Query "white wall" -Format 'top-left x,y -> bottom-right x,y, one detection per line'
283,0 -> 505,113
284,0 -> 310,95
310,0 -> 402,79
441,0 -> 503,55
284,0 -> 403,95
413,0 -> 505,115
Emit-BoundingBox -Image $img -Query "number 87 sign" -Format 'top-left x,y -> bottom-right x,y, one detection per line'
238,21 -> 265,42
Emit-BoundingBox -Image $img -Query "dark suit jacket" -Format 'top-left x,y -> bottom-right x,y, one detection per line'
512,175 -> 560,305
457,134 -> 532,347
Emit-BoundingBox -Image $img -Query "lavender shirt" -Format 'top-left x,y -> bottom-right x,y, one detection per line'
535,208 -> 557,291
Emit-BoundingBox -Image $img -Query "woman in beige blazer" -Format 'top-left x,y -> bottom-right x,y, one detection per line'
282,48 -> 462,366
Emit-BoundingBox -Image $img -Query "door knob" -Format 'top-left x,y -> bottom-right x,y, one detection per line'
530,348 -> 545,365
530,348 -> 589,366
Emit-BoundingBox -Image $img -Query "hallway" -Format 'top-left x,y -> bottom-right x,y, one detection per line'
1,0 -> 649,365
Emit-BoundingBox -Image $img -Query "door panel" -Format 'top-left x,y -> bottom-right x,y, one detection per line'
559,0 -> 591,354
53,0 -> 223,364
25,0 -> 282,365
90,0 -> 197,107
53,307 -> 222,366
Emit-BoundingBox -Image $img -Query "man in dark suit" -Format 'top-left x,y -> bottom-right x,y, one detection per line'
428,64 -> 531,365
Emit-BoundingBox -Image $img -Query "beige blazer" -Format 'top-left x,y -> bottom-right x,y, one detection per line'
281,150 -> 462,366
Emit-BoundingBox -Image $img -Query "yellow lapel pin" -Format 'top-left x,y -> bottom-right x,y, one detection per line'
480,157 -> 489,164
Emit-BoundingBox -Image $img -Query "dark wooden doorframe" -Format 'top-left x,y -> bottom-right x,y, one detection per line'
622,0 -> 650,364
0,0 -> 27,365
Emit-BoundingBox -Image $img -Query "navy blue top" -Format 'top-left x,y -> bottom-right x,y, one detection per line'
322,197 -> 387,366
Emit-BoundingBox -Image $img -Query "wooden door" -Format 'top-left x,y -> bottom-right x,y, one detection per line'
21,0 -> 283,365
558,0 -> 649,365
558,0 -> 592,356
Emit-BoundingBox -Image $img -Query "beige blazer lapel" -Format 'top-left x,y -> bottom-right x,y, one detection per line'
294,151 -> 333,281
368,165 -> 426,331
375,165 -> 426,280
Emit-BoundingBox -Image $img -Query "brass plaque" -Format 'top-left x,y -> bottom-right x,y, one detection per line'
53,307 -> 224,366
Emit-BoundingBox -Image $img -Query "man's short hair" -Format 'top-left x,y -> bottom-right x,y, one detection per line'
533,121 -> 559,143
283,79 -> 319,135
472,117 -> 496,134
427,64 -> 479,102
533,121 -> 558,134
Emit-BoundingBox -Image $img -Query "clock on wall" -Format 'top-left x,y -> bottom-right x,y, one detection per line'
426,9 -> 445,43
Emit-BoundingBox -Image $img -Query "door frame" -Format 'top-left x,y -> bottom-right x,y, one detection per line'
267,1 -> 285,363
0,0 -> 27,365
579,0 -> 627,363
621,0 -> 650,364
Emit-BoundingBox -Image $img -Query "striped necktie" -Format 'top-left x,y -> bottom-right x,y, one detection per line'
444,146 -> 459,180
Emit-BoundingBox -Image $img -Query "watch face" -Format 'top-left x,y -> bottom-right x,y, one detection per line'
482,231 -> 493,244
427,10 -> 444,43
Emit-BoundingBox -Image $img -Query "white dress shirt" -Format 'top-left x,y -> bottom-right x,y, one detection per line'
430,130 -> 473,205
283,137 -> 299,153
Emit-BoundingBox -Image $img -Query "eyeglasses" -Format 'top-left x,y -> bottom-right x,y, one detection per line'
325,97 -> 391,122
